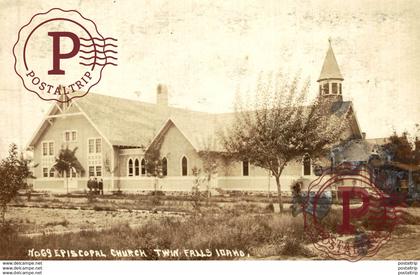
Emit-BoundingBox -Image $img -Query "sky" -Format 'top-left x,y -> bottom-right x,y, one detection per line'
0,0 -> 419,157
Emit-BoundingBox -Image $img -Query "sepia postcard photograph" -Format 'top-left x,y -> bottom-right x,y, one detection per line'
0,0 -> 419,274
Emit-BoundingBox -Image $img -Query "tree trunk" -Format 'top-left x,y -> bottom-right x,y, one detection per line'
1,204 -> 6,225
275,175 -> 284,213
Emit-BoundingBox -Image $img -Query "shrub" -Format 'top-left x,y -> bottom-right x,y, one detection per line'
281,237 -> 313,257
45,219 -> 70,227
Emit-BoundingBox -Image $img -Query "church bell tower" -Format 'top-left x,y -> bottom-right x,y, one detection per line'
318,39 -> 343,101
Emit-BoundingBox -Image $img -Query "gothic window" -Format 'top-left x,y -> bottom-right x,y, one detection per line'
162,157 -> 168,176
141,158 -> 146,175
242,161 -> 249,176
134,158 -> 140,176
128,159 -> 133,177
303,154 -> 311,176
181,156 -> 188,176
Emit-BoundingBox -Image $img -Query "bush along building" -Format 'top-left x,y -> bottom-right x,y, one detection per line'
27,42 -> 365,195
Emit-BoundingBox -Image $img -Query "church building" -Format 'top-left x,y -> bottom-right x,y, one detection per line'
27,42 -> 363,195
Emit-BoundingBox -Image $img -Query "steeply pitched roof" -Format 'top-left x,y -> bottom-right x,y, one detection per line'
74,93 -> 213,147
318,42 -> 343,81
149,100 -> 357,153
29,91 -> 359,152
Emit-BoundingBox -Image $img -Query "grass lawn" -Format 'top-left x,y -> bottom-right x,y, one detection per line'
1,194 -> 419,260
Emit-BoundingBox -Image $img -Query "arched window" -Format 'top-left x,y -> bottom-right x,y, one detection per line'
134,158 -> 140,176
181,156 -> 188,176
128,158 -> 133,176
242,161 -> 249,176
162,157 -> 168,176
141,158 -> 146,175
303,154 -> 311,176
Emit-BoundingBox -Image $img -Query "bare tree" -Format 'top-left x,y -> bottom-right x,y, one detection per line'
222,73 -> 348,213
197,139 -> 220,203
104,153 -> 119,191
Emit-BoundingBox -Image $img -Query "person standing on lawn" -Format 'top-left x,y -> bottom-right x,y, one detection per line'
87,177 -> 93,194
93,177 -> 98,195
98,178 -> 104,195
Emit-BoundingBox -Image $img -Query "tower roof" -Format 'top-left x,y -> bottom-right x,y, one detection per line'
318,41 -> 343,82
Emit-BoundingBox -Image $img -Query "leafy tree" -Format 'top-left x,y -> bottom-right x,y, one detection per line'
222,74 -> 348,213
380,131 -> 420,194
382,132 -> 420,165
53,147 -> 83,194
144,145 -> 166,195
144,147 -> 162,178
0,144 -> 34,224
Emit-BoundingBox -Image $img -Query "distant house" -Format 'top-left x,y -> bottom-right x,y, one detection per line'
27,42 -> 363,195
330,137 -> 420,196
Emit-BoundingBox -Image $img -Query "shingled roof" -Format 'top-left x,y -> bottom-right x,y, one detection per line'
28,92 -> 359,152
148,100 -> 357,152
318,42 -> 343,81
74,92 -> 215,148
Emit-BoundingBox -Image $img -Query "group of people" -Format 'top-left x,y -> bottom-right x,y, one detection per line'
87,177 -> 104,195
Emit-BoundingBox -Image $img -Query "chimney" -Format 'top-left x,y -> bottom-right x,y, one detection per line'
362,132 -> 366,139
156,84 -> 168,107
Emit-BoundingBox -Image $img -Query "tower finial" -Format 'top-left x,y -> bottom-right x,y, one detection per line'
328,37 -> 332,45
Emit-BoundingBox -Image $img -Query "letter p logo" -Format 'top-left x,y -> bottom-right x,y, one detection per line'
48,31 -> 80,75
338,187 -> 370,234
